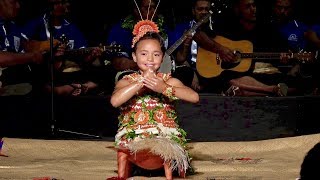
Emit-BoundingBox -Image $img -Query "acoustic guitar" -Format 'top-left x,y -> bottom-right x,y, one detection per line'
196,35 -> 317,78
23,36 -> 122,70
158,0 -> 230,73
23,37 -> 122,57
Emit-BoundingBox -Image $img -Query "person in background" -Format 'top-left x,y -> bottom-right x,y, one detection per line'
171,0 -> 289,96
170,0 -> 237,92
21,0 -> 103,96
267,0 -> 314,95
0,0 -> 64,138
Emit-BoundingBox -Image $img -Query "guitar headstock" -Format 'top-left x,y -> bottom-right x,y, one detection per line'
101,44 -> 123,53
293,51 -> 318,64
59,34 -> 69,45
211,0 -> 229,15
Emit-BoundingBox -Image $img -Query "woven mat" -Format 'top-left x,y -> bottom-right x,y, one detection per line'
1,134 -> 319,180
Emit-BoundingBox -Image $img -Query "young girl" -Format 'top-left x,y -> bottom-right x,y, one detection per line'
109,31 -> 199,180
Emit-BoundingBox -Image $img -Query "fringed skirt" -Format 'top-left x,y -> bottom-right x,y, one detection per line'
117,137 -> 190,174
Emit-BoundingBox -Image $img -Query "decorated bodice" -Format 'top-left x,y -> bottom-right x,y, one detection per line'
115,72 -> 187,148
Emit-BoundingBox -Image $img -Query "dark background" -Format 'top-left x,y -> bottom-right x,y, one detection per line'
2,0 -> 320,140
17,0 -> 319,46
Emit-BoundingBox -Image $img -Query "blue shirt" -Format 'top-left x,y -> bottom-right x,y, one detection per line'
0,18 -> 32,88
0,18 -> 24,52
106,21 -> 135,57
22,13 -> 87,49
311,24 -> 320,39
106,18 -> 172,59
278,20 -> 308,52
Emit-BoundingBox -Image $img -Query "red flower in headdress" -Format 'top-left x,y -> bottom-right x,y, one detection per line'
132,20 -> 160,47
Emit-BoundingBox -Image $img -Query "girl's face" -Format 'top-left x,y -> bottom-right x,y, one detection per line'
132,39 -> 163,73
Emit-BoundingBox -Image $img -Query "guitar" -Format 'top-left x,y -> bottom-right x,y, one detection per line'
158,4 -> 216,73
196,35 -> 317,78
23,37 -> 122,59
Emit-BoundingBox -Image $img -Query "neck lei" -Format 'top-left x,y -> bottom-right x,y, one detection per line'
121,15 -> 167,39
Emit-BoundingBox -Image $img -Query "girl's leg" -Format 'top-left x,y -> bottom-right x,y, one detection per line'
117,150 -> 132,179
164,161 -> 173,180
179,168 -> 186,178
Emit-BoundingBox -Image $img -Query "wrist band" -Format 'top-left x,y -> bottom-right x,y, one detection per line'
162,85 -> 177,100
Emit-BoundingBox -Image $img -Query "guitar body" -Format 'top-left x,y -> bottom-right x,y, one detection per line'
23,39 -> 60,53
196,36 -> 253,78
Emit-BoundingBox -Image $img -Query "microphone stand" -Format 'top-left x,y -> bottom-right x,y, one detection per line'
47,11 -> 100,139
48,11 -> 56,137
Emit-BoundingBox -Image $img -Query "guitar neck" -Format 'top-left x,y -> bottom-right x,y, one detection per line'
64,46 -> 116,57
166,11 -> 212,55
65,47 -> 95,57
240,52 -> 283,59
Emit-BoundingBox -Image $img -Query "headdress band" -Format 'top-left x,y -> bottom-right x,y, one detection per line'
132,20 -> 159,47
131,0 -> 161,47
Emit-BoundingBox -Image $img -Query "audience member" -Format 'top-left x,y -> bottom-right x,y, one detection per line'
266,0 -> 315,95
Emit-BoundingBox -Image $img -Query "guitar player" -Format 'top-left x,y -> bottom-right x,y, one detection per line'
21,0 -> 105,96
0,0 -> 51,97
175,0 -> 300,96
171,0 -> 241,93
0,0 -> 64,139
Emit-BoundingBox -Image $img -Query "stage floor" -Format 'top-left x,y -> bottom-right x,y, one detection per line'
1,134 -> 319,179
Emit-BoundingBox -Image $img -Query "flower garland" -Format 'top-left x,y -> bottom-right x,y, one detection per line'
121,15 -> 168,40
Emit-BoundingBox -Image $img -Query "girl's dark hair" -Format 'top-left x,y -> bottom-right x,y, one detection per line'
132,31 -> 166,53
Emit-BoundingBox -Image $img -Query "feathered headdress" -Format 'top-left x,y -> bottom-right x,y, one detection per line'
131,0 -> 161,48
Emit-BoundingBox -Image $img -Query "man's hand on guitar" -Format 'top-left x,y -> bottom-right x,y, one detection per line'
217,45 -> 237,63
55,43 -> 67,57
183,33 -> 193,48
84,47 -> 103,63
31,51 -> 45,64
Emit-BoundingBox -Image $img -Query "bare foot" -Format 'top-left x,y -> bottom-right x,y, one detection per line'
52,84 -> 82,96
81,81 -> 98,94
0,152 -> 8,157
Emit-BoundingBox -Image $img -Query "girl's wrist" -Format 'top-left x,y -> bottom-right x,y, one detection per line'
162,84 -> 176,99
135,76 -> 144,95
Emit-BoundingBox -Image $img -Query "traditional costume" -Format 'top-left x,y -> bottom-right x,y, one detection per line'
114,72 -> 190,173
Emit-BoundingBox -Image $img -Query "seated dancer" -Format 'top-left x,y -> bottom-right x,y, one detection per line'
108,18 -> 199,180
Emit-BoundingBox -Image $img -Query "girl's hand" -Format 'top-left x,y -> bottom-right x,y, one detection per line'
143,74 -> 167,93
142,68 -> 156,78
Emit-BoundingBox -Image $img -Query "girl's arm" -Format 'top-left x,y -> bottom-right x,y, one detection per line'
110,78 -> 144,108
143,75 -> 199,104
166,78 -> 199,103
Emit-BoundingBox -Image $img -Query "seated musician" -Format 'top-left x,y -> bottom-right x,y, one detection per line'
21,0 -> 103,96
